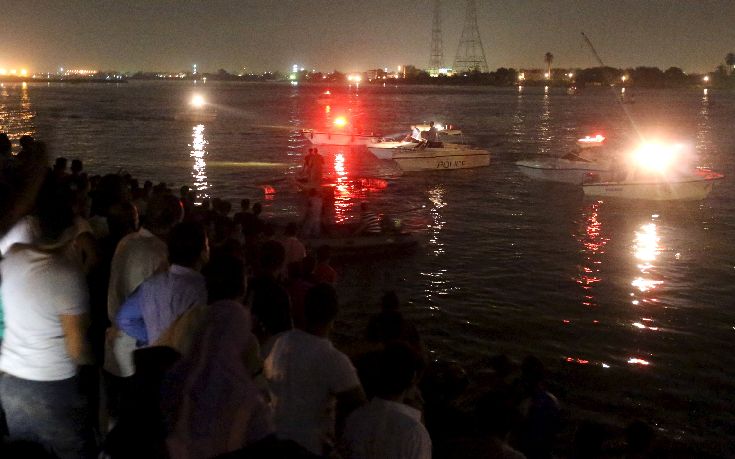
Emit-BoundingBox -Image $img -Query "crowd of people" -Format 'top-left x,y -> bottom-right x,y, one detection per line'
0,134 -> 661,459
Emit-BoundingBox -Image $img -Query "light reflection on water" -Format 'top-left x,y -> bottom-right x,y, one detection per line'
696,89 -> 713,165
536,90 -> 552,155
421,186 -> 449,311
190,124 -> 209,199
575,201 -> 609,308
631,219 -> 663,300
0,82 -> 36,141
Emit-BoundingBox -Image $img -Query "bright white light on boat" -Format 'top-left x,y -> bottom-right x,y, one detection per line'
191,94 -> 205,108
627,358 -> 650,366
703,75 -> 710,82
334,116 -> 347,127
632,142 -> 683,172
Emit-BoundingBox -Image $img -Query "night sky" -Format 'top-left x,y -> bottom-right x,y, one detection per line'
2,0 -> 734,73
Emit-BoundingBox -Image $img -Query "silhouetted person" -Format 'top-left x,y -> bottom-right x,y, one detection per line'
247,240 -> 292,355
313,245 -> 337,284
341,343 -> 430,459
512,356 -> 560,459
365,291 -> 423,355
264,283 -> 365,456
17,135 -> 34,159
71,158 -> 84,177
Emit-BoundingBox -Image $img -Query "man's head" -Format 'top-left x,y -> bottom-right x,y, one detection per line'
167,221 -> 209,268
373,343 -> 422,399
145,193 -> 183,233
304,283 -> 338,331
258,240 -> 285,273
203,253 -> 246,303
19,135 -> 34,150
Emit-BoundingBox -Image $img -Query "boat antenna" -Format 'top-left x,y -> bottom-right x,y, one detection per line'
581,32 -> 641,140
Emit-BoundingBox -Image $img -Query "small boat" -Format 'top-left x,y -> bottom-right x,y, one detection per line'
302,130 -> 381,146
516,151 -> 612,185
369,143 -> 490,172
582,142 -> 724,200
577,134 -> 606,149
583,168 -> 723,201
304,231 -> 418,258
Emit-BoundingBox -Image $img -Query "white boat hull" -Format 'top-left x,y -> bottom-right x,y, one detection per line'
391,145 -> 490,171
303,131 -> 380,146
516,159 -> 609,185
583,172 -> 723,201
366,141 -> 416,159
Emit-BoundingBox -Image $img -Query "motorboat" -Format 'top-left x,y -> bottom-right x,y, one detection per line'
583,168 -> 723,201
577,134 -> 606,149
581,142 -> 724,200
516,150 -> 612,185
368,142 -> 490,172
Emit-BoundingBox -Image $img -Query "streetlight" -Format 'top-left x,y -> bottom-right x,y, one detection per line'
621,75 -> 627,83
703,75 -> 710,83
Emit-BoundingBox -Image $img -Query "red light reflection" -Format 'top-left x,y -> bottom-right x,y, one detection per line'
575,202 -> 609,307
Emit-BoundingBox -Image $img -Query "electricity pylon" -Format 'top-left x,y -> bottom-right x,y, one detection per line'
453,0 -> 488,73
428,0 -> 444,73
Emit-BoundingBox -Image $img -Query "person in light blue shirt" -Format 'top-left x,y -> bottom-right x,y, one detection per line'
116,222 -> 208,346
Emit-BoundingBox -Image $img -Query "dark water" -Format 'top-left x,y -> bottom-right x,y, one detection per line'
2,81 -> 734,455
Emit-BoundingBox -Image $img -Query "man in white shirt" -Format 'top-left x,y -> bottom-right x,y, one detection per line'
341,344 -> 431,459
265,283 -> 365,456
103,193 -> 182,424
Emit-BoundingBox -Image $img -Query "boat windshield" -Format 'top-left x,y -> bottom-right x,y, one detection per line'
561,152 -> 592,162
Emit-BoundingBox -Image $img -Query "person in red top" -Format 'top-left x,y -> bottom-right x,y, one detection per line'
312,245 -> 337,284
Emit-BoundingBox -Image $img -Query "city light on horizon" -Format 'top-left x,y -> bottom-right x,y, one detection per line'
0,1 -> 733,74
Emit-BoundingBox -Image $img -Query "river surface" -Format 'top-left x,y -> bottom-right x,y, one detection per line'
2,81 -> 734,455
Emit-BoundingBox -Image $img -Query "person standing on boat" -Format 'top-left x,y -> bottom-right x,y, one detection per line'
309,149 -> 324,185
411,125 -> 422,142
426,121 -> 441,148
